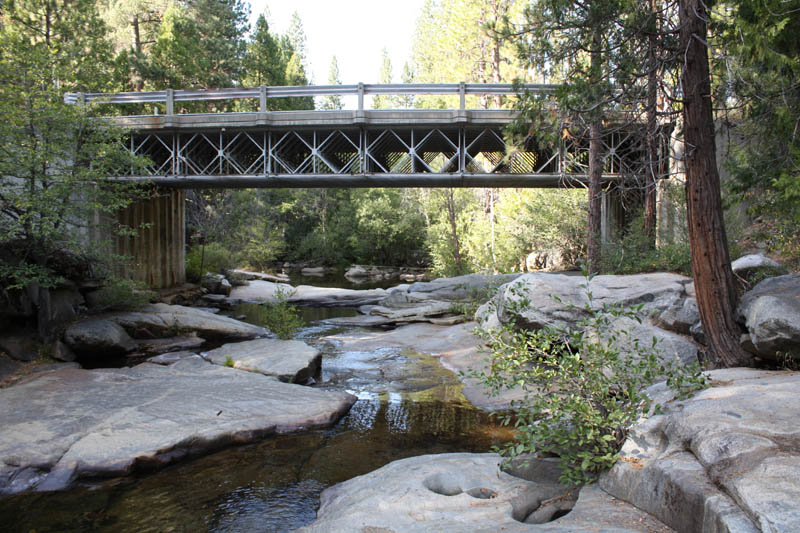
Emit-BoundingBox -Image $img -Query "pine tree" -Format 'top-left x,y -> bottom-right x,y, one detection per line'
0,0 -> 148,328
321,56 -> 344,110
286,11 -> 311,82
148,0 -> 249,89
372,48 -> 395,109
242,13 -> 286,88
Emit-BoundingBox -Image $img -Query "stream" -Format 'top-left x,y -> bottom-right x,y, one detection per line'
0,288 -> 512,532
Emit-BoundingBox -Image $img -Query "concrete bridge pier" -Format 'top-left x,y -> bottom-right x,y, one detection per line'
114,189 -> 186,289
601,186 -> 626,244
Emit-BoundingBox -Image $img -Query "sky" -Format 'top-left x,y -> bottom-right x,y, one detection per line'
248,0 -> 428,85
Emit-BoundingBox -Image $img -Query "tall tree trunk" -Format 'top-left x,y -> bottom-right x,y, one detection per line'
643,0 -> 659,244
587,120 -> 603,272
444,189 -> 464,273
586,29 -> 604,272
679,0 -> 752,367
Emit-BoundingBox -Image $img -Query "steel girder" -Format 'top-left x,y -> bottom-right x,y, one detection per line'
122,124 -> 647,188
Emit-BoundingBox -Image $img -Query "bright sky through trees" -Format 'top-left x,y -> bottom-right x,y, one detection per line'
248,0 -> 426,85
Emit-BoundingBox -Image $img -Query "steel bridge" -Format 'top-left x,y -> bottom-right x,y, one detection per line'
66,83 -> 648,189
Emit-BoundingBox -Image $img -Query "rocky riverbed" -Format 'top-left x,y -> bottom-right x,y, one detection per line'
1,259 -> 799,531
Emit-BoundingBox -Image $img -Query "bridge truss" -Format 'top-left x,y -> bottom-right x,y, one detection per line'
68,84 -> 651,188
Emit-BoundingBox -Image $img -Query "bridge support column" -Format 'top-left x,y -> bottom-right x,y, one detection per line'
600,187 -> 625,244
114,189 -> 185,289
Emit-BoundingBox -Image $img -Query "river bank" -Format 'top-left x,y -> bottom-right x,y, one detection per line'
1,263 -> 799,531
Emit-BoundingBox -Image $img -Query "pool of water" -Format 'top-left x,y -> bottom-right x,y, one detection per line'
0,304 -> 512,532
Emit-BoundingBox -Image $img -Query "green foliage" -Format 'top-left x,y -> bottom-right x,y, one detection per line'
473,277 -> 707,485
448,283 -> 504,319
185,243 -> 239,282
321,56 -> 344,110
259,289 -> 305,340
719,0 -> 800,261
224,356 -> 235,368
600,212 -> 691,275
0,0 -> 149,293
90,277 -> 156,312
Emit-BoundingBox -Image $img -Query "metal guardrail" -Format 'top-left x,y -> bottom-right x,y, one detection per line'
63,83 -> 557,114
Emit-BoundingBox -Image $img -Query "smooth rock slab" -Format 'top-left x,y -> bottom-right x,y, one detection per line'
601,368 -> 800,532
288,285 -> 387,307
584,316 -> 699,367
478,272 -> 691,332
228,280 -> 295,304
737,274 -> 800,361
298,453 -> 671,532
201,338 -> 321,383
63,318 -> 137,357
0,358 -> 355,497
105,303 -> 267,341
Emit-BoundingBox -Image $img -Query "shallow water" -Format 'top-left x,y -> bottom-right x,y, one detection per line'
0,303 -> 512,532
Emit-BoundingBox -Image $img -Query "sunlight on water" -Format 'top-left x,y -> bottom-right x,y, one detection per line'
0,304 -> 512,533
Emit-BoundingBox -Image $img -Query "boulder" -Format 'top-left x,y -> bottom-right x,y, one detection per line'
51,340 -> 76,363
651,296 -> 699,335
737,274 -> 800,361
526,248 -> 568,272
396,273 -> 522,303
731,253 -> 782,276
600,368 -> 800,532
0,334 -> 40,362
0,358 -> 356,496
344,265 -> 369,279
288,285 -> 387,307
584,316 -> 699,367
298,453 -> 670,532
479,272 -> 691,332
63,319 -> 137,357
227,280 -> 295,304
201,338 -> 321,383
331,301 -> 457,327
226,269 -> 290,283
104,303 -> 266,341
201,273 -> 232,296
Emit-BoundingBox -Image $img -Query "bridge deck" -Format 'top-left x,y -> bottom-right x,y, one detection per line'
70,84 -> 647,188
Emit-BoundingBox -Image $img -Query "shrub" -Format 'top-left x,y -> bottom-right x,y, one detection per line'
260,288 -> 305,340
186,243 -> 239,282
90,277 -> 156,312
224,356 -> 235,368
599,212 -> 691,275
472,275 -> 707,485
448,283 -> 504,319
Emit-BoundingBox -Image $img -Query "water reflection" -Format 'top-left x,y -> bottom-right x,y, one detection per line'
0,305 -> 513,533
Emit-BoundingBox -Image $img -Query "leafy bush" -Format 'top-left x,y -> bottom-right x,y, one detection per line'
224,356 -> 235,368
186,243 -> 239,282
448,283 -> 504,319
90,277 -> 156,312
260,289 -> 305,340
599,212 -> 691,275
473,276 -> 707,485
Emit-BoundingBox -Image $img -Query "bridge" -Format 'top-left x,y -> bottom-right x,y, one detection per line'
67,83 -> 647,189
65,84 -> 649,288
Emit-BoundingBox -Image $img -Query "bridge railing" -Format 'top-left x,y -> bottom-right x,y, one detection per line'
63,83 -> 557,115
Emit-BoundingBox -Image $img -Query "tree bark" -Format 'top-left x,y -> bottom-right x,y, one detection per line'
679,0 -> 752,367
643,0 -> 659,244
587,120 -> 603,272
444,189 -> 464,274
586,29 -> 604,272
